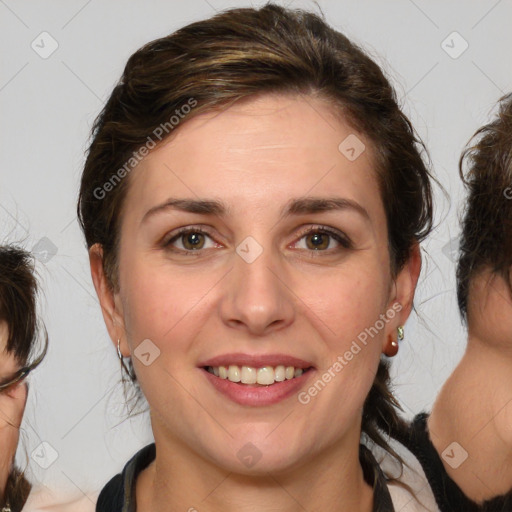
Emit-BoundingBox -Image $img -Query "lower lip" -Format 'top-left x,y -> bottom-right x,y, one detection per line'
201,368 -> 314,406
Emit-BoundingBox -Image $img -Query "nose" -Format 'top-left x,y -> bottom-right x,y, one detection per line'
219,241 -> 295,337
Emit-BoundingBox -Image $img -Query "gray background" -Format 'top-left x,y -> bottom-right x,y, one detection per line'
1,0 -> 511,499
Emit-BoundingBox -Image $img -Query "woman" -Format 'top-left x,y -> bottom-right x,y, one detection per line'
394,94 -> 512,511
78,4 -> 437,510
0,245 -> 47,512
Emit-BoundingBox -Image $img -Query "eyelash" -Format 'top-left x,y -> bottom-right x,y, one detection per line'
163,225 -> 352,257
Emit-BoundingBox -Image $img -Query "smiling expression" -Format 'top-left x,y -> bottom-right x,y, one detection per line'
92,93 -> 412,474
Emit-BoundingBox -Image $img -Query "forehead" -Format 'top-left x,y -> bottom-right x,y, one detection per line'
124,93 -> 382,220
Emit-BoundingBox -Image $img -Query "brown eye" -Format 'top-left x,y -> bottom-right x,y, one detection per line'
305,232 -> 330,250
294,226 -> 351,253
181,232 -> 206,250
164,227 -> 219,254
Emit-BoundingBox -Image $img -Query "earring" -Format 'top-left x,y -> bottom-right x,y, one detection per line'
384,335 -> 399,357
397,325 -> 405,341
117,338 -> 134,379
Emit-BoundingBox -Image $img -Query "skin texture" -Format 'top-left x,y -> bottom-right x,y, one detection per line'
0,320 -> 27,500
90,93 -> 420,512
428,269 -> 512,502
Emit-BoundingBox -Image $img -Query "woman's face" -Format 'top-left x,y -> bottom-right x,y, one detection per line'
0,321 -> 27,496
92,93 -> 417,474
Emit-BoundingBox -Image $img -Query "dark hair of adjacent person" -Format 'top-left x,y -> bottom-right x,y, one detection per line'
0,245 -> 48,510
0,246 -> 40,364
457,93 -> 512,321
77,2 -> 434,482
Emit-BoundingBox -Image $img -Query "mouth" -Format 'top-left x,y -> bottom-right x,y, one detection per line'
201,366 -> 315,406
203,364 -> 314,386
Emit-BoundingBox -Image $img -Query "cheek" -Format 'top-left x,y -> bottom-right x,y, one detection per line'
120,257 -> 216,351
302,262 -> 390,341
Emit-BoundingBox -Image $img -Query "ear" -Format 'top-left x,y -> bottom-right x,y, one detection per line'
384,243 -> 422,344
395,242 -> 421,320
89,244 -> 129,357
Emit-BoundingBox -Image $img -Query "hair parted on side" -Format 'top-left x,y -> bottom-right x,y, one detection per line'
77,2 -> 434,480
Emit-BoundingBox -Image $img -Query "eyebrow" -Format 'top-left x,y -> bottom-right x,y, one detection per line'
141,196 -> 370,224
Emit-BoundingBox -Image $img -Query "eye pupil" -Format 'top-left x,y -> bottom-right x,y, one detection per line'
184,232 -> 204,250
307,233 -> 328,250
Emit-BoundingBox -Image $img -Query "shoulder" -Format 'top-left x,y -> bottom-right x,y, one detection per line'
22,486 -> 98,512
401,412 -> 512,512
96,442 -> 156,512
383,441 -> 439,512
367,424 -> 440,512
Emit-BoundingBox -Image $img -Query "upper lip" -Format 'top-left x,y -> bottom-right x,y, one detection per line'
199,353 -> 314,369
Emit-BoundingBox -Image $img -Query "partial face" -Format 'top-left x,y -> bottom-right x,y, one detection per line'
0,321 -> 27,496
467,268 -> 512,349
97,94 -> 410,474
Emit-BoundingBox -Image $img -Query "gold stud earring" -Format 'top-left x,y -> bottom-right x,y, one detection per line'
397,325 -> 404,341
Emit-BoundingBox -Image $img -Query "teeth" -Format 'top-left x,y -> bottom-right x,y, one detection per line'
241,366 -> 257,384
257,367 -> 274,385
207,364 -> 308,385
228,365 -> 241,382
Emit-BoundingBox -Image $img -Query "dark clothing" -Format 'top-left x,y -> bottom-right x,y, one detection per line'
395,412 -> 512,512
96,442 -> 396,511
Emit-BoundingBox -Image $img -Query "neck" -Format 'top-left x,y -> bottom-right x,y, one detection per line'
137,423 -> 374,512
465,332 -> 512,360
428,331 -> 512,502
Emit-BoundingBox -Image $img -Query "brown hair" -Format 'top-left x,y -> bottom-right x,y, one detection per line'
0,246 -> 39,365
0,245 -> 47,509
78,2 -> 433,479
457,93 -> 512,320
